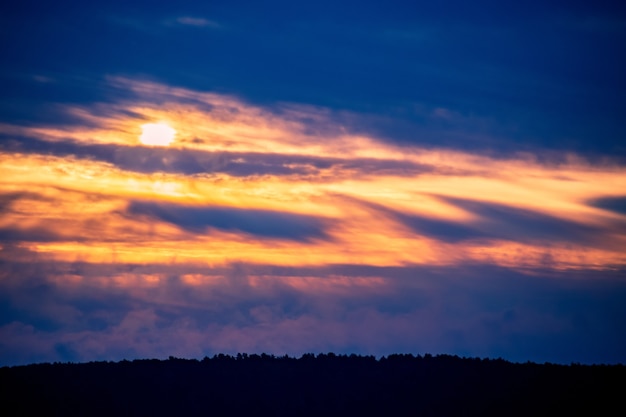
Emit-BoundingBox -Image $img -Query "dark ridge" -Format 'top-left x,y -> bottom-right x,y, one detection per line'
1,353 -> 623,416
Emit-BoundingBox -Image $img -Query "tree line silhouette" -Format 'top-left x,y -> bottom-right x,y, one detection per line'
1,353 -> 623,416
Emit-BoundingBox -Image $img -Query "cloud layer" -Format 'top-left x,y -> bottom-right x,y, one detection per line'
1,75 -> 625,365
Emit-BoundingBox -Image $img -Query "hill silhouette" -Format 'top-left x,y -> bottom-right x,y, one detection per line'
1,353 -> 623,416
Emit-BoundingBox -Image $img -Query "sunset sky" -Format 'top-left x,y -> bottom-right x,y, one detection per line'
1,1 -> 625,366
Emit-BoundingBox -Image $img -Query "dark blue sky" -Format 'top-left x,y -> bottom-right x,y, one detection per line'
2,0 -> 625,154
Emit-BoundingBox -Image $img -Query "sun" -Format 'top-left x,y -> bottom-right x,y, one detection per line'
139,123 -> 176,146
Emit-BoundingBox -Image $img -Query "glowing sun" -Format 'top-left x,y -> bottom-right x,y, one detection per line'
139,123 -> 176,146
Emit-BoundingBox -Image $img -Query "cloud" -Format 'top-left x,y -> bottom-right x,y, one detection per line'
1,76 -> 625,366
0,135 -> 436,179
347,198 -> 482,243
2,94 -> 625,269
0,226 -> 68,243
344,195 -> 624,249
0,192 -> 39,213
175,17 -> 220,28
32,75 -> 55,84
1,257 -> 625,366
108,15 -> 221,35
126,201 -> 331,242
589,195 -> 626,215
441,196 -> 619,246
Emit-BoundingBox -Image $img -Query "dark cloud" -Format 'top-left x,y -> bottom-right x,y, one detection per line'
0,226 -> 67,243
589,196 -> 626,215
348,195 -> 621,246
0,135 -> 436,178
1,256 -> 625,366
126,200 -> 331,241
352,198 -> 483,243
0,135 -> 311,176
0,192 -> 39,213
442,196 -> 623,246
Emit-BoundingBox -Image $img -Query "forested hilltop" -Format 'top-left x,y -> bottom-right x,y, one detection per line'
1,353 -> 623,416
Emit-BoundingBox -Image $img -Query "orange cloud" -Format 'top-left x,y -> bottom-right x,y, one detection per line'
1,77 -> 625,274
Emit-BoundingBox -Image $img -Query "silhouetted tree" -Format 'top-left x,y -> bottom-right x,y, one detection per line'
1,353 -> 623,417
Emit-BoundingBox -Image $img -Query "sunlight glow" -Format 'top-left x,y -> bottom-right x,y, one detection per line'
1,78 -> 625,274
139,123 -> 176,146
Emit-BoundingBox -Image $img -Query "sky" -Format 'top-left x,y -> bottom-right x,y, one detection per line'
1,0 -> 625,366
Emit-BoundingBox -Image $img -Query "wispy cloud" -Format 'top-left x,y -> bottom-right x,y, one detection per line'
175,16 -> 220,29
108,15 -> 221,35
